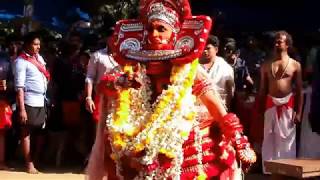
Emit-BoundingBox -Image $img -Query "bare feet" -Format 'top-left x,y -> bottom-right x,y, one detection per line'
27,167 -> 40,174
26,163 -> 40,174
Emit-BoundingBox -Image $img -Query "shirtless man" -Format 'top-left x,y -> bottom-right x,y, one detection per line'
259,31 -> 303,173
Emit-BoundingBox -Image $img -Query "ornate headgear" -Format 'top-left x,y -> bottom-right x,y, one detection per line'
144,2 -> 180,32
109,0 -> 212,66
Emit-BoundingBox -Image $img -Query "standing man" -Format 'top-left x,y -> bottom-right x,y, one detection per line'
14,32 -> 49,173
6,34 -> 23,62
224,42 -> 254,92
0,51 -> 14,170
259,31 -> 303,173
85,29 -> 118,115
200,35 -> 234,109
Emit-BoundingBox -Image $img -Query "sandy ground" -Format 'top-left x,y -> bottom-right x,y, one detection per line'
0,170 -> 84,180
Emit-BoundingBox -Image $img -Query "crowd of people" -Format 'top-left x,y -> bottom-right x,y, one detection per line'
0,0 -> 319,179
0,31 -> 100,173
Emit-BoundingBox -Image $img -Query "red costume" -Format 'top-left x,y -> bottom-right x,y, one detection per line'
86,0 -> 256,179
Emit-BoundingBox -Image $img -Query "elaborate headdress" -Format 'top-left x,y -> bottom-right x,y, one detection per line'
109,0 -> 212,66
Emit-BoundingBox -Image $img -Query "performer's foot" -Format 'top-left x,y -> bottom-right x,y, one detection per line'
27,167 -> 40,174
26,163 -> 40,174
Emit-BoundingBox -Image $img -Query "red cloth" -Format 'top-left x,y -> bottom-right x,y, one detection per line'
233,93 -> 252,134
92,95 -> 100,123
249,97 -> 264,144
265,95 -> 294,119
19,52 -> 50,80
62,101 -> 80,127
249,94 -> 294,145
0,100 -> 12,129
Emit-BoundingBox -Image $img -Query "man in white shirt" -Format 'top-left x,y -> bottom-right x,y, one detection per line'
200,35 -> 234,109
85,41 -> 118,113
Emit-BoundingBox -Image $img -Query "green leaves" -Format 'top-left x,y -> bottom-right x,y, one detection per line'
98,0 -> 139,20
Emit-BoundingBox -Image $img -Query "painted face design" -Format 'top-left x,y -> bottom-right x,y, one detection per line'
146,20 -> 174,50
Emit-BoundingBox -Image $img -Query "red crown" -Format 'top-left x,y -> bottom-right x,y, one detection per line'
109,0 -> 213,66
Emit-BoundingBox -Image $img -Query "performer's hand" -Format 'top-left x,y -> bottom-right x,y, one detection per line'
293,112 -> 301,124
85,97 -> 96,113
235,136 -> 257,172
115,74 -> 141,89
19,109 -> 28,125
221,114 -> 256,172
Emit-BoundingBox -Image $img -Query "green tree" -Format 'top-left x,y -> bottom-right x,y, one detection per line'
78,0 -> 139,37
78,0 -> 139,20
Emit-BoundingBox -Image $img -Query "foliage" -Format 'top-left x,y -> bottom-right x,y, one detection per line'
99,0 -> 139,20
78,0 -> 139,20
81,0 -> 139,37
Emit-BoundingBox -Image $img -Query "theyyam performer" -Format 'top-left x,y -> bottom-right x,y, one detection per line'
86,0 -> 256,179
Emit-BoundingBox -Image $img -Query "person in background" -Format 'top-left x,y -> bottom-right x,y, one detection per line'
259,31 -> 303,174
0,50 -> 14,170
224,42 -> 254,92
240,36 -> 266,93
14,32 -> 49,173
224,41 -> 254,134
85,28 -> 118,117
200,35 -> 234,109
6,34 -> 23,62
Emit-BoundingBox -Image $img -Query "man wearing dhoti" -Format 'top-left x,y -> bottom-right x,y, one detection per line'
259,31 -> 303,174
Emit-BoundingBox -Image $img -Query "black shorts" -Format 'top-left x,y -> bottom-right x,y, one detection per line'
24,105 -> 46,128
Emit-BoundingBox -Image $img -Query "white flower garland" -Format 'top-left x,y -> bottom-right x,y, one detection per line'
106,61 -> 199,179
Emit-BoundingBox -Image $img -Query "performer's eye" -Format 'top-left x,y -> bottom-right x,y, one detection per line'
158,25 -> 167,32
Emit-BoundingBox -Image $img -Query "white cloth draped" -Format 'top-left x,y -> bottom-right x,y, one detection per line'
299,86 -> 320,158
262,93 -> 296,174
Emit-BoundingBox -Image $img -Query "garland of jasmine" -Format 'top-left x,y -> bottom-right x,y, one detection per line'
106,59 -> 200,179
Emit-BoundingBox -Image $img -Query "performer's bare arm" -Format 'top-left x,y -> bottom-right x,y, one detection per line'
293,61 -> 303,123
195,70 -> 227,120
200,90 -> 227,120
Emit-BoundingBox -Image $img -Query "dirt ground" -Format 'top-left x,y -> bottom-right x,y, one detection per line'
0,170 -> 84,180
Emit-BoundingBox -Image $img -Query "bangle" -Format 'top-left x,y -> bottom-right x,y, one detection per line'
86,96 -> 92,101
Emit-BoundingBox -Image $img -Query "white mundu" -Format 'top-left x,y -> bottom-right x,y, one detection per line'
299,86 -> 320,158
262,93 -> 296,174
